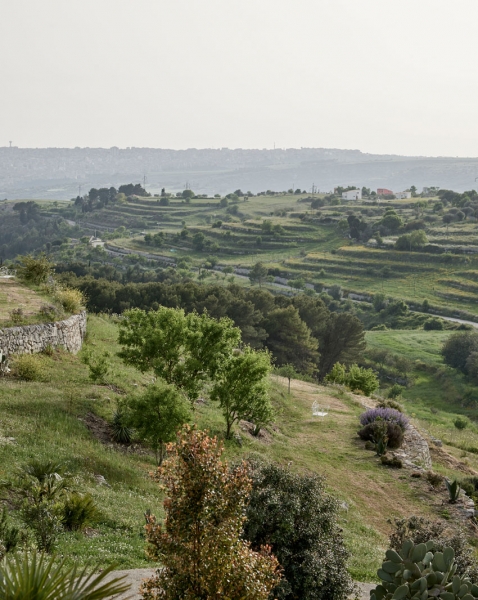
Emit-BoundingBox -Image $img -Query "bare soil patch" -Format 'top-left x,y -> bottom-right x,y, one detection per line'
79,411 -> 149,456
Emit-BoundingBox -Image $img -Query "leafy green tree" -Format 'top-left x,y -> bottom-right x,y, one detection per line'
127,382 -> 191,464
324,362 -> 347,385
317,313 -> 366,378
118,307 -> 241,404
192,231 -> 205,250
276,363 -> 298,393
395,229 -> 428,250
292,294 -> 329,341
264,306 -> 319,374
210,347 -> 273,438
346,364 -> 379,395
381,212 -> 403,232
466,352 -> 478,383
373,292 -> 387,312
249,262 -> 269,287
16,253 -> 54,285
243,461 -> 355,600
441,331 -> 478,373
142,428 -> 280,600
181,189 -> 194,200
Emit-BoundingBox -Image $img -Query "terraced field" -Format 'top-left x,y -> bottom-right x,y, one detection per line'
47,192 -> 478,317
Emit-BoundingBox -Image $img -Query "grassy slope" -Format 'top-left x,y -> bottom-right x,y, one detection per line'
1,315 -> 464,580
366,328 -> 478,476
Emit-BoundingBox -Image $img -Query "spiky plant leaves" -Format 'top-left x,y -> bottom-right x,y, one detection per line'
0,551 -> 130,599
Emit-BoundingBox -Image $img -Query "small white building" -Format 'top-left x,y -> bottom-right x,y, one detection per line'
342,189 -> 362,201
89,236 -> 105,248
395,191 -> 412,199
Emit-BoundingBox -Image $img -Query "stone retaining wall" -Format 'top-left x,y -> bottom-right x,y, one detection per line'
0,311 -> 87,356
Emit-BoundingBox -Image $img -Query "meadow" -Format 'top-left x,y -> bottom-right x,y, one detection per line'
1,314 -> 468,581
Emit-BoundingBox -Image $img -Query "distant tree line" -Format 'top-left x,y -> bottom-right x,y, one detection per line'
72,183 -> 149,213
57,272 -> 365,378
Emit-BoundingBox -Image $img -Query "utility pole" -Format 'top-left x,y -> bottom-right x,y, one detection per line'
143,174 -> 147,190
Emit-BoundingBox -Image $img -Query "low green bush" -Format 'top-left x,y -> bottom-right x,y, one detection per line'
62,493 -> 98,531
244,460 -> 355,600
12,354 -> 44,381
359,421 -> 404,450
53,286 -> 85,313
325,362 -> 379,395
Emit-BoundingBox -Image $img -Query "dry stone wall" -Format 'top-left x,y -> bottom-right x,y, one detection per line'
0,311 -> 87,356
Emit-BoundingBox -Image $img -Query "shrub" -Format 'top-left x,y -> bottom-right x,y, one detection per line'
9,308 -> 24,324
454,416 -> 468,430
389,516 -> 478,582
53,286 -> 85,313
62,493 -> 98,531
377,398 -> 403,412
325,363 -> 379,395
81,349 -> 110,383
347,364 -> 379,395
21,500 -> 63,552
380,454 -> 403,468
424,317 -> 444,330
39,303 -> 59,319
16,253 -> 54,285
12,354 -> 43,381
243,460 -> 355,600
0,507 -> 20,560
324,362 -> 346,385
360,407 -> 409,430
359,421 -> 404,450
442,331 -> 478,372
387,384 -> 404,399
142,427 -> 280,600
0,552 -> 129,599
426,471 -> 444,489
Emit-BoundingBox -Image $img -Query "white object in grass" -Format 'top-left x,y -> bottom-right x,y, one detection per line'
312,401 -> 329,417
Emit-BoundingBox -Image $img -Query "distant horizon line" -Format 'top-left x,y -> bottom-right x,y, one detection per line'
2,145 -> 478,160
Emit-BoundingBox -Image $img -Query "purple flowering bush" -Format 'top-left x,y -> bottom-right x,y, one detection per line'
359,407 -> 408,431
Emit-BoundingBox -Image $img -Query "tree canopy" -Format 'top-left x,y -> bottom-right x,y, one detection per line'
118,306 -> 241,403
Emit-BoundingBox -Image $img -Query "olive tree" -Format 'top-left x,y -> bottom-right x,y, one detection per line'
210,347 -> 273,438
118,307 -> 241,404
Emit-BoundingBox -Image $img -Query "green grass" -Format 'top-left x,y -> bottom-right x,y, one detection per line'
366,330 -> 451,365
0,315 -> 445,581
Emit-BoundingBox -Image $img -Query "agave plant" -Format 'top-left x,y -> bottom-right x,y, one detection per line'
0,551 -> 131,599
445,478 -> 461,504
111,410 -> 133,444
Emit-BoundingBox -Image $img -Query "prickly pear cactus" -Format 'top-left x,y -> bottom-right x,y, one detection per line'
370,539 -> 478,600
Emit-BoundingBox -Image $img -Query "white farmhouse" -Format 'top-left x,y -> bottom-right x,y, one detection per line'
342,189 -> 362,201
395,191 -> 412,199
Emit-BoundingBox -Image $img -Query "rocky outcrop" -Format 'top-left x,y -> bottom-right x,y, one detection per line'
392,425 -> 432,470
0,311 -> 86,356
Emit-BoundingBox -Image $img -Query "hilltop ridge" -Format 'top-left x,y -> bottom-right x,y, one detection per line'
2,147 -> 478,199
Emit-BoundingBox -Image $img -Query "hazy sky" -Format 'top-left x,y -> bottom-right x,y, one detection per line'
1,0 -> 477,156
